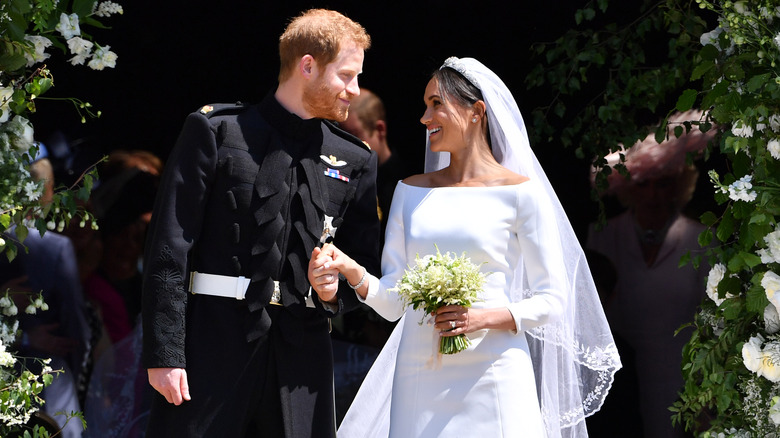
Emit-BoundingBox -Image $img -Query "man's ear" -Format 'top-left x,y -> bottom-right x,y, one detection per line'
374,120 -> 387,142
300,54 -> 316,79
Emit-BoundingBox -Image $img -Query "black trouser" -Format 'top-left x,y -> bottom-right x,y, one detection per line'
145,299 -> 336,438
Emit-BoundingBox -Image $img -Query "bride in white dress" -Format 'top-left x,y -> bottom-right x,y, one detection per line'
309,57 -> 621,438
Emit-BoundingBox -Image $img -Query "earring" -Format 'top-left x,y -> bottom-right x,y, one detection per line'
472,116 -> 478,123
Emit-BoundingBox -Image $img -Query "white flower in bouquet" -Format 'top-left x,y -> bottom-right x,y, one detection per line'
55,13 -> 81,40
23,35 -> 52,67
67,37 -> 94,66
706,263 -> 728,305
765,304 -> 780,334
743,334 -> 764,374
392,246 -> 488,354
771,396 -> 780,426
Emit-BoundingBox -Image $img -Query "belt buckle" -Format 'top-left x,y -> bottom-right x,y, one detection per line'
269,281 -> 282,306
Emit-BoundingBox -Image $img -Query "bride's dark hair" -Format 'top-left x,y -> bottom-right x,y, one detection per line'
433,67 -> 491,147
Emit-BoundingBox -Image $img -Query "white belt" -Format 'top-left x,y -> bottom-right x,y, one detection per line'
188,271 -> 315,307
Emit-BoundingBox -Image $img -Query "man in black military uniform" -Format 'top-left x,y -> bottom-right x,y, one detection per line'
141,9 -> 379,437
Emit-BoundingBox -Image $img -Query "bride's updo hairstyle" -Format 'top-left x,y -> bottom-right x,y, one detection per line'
434,67 -> 491,147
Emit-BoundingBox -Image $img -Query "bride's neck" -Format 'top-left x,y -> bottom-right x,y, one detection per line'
442,148 -> 502,185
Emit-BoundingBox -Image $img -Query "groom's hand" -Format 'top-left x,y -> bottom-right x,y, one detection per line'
148,367 -> 191,405
309,246 -> 339,303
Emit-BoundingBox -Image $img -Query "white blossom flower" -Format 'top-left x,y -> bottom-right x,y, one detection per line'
66,37 -> 93,66
0,83 -> 13,124
0,342 -> 14,367
55,13 -> 81,40
727,175 -> 758,202
766,304 -> 780,334
775,33 -> 780,50
23,181 -> 40,202
770,114 -> 780,132
763,229 -> 780,264
8,116 -> 34,152
732,120 -> 754,138
769,139 -> 780,159
743,334 -> 764,373
764,272 -> 780,319
706,263 -> 727,305
701,27 -> 724,47
87,45 -> 117,70
23,35 -> 52,67
2,304 -> 17,316
24,304 -> 36,315
759,248 -> 775,264
92,1 -> 123,17
757,117 -> 768,132
761,342 -> 780,382
771,396 -> 780,425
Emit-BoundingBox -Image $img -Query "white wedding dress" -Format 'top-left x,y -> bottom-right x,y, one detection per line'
339,180 -> 568,438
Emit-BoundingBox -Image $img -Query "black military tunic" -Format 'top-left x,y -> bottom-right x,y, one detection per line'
142,93 -> 381,437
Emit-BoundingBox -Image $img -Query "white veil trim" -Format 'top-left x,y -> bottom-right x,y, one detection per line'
338,57 -> 621,438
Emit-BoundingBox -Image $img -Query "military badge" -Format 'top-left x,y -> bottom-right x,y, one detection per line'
320,154 -> 347,167
324,168 -> 350,182
199,105 -> 214,115
320,215 -> 337,244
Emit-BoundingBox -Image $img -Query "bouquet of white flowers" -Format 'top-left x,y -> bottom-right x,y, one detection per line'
393,246 -> 488,354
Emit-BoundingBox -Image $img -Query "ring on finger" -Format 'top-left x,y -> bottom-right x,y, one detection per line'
450,320 -> 456,329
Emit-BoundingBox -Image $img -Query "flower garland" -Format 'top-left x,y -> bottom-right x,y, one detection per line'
0,1 -> 122,434
671,1 -> 780,436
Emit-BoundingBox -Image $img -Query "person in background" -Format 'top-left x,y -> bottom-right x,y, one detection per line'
587,110 -> 714,438
2,146 -> 91,437
339,88 -> 411,242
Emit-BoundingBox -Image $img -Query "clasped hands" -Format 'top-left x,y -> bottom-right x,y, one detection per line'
308,243 -> 514,336
308,243 -> 351,303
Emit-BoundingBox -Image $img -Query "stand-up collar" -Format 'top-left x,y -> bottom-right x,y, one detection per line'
258,91 -> 323,141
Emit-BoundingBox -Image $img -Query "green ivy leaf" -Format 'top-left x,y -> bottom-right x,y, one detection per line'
700,211 -> 718,227
676,89 -> 698,112
699,228 -> 714,247
746,282 -> 769,314
716,211 -> 734,243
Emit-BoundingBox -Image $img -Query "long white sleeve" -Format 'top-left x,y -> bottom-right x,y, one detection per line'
506,186 -> 567,333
